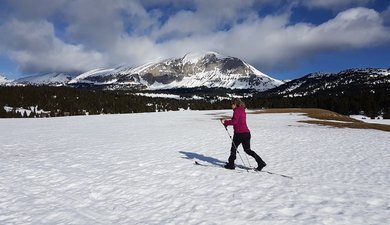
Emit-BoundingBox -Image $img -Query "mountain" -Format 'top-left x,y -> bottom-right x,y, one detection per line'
265,68 -> 390,97
0,74 -> 12,85
69,52 -> 283,91
15,73 -> 74,86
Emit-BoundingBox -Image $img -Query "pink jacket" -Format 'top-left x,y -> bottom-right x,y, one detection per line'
223,106 -> 250,134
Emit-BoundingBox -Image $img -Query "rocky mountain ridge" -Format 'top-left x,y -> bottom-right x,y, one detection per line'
67,52 -> 283,91
264,68 -> 390,97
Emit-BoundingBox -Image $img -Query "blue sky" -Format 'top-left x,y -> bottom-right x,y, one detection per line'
0,0 -> 389,80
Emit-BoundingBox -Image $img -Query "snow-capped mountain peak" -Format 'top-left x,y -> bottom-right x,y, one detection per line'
4,52 -> 284,90
16,73 -> 74,86
69,52 -> 283,91
0,74 -> 9,84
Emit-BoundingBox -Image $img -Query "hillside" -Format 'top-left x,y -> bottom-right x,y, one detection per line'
15,73 -> 74,86
265,68 -> 390,97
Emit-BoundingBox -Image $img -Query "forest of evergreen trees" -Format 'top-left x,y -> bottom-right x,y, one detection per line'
0,85 -> 388,119
250,83 -> 390,119
0,86 -> 227,118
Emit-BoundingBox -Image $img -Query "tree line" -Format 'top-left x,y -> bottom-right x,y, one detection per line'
0,86 -> 225,118
0,85 -> 388,119
248,83 -> 390,119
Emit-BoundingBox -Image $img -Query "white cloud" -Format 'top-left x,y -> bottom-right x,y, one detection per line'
4,0 -> 67,20
152,7 -> 390,71
302,0 -> 374,10
153,0 -> 256,40
0,19 -> 105,73
310,7 -> 389,47
155,10 -> 206,38
0,0 -> 389,76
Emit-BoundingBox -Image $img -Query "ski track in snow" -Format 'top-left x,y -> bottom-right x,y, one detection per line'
0,111 -> 389,224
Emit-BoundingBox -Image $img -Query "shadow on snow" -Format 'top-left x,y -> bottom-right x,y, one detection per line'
179,151 -> 294,179
179,151 -> 225,167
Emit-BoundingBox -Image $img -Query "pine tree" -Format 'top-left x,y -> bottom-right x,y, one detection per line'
383,108 -> 390,119
0,107 -> 8,118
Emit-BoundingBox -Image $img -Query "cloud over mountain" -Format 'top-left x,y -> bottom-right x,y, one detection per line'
0,0 -> 389,77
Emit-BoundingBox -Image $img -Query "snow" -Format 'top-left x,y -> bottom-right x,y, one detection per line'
133,93 -> 203,100
350,115 -> 390,125
69,68 -> 117,84
182,51 -> 224,65
0,110 -> 389,224
243,62 -> 282,86
144,70 -> 280,91
3,106 -> 50,117
130,61 -> 160,75
0,75 -> 7,84
133,93 -> 183,99
0,75 -> 12,84
16,73 -> 72,85
378,69 -> 390,76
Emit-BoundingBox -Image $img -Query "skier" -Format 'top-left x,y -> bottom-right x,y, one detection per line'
220,98 -> 267,171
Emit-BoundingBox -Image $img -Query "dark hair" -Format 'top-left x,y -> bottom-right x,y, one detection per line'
231,98 -> 245,107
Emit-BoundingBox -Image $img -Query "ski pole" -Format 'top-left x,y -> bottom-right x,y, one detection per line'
223,125 -> 249,169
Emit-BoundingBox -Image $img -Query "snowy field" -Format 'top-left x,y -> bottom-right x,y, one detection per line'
0,110 -> 389,225
350,115 -> 390,125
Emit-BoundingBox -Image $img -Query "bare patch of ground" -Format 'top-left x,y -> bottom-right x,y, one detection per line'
251,108 -> 390,132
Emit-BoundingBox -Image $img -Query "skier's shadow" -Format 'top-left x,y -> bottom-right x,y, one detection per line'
179,151 -> 225,166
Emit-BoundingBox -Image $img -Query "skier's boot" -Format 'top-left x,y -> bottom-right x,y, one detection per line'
256,162 -> 267,171
224,163 -> 235,170
254,154 -> 267,171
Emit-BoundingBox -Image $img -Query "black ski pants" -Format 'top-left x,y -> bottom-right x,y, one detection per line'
228,132 -> 266,166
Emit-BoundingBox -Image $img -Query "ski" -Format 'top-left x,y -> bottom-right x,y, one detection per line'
255,169 -> 293,179
194,161 -> 247,173
194,161 -> 223,169
194,161 -> 293,179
